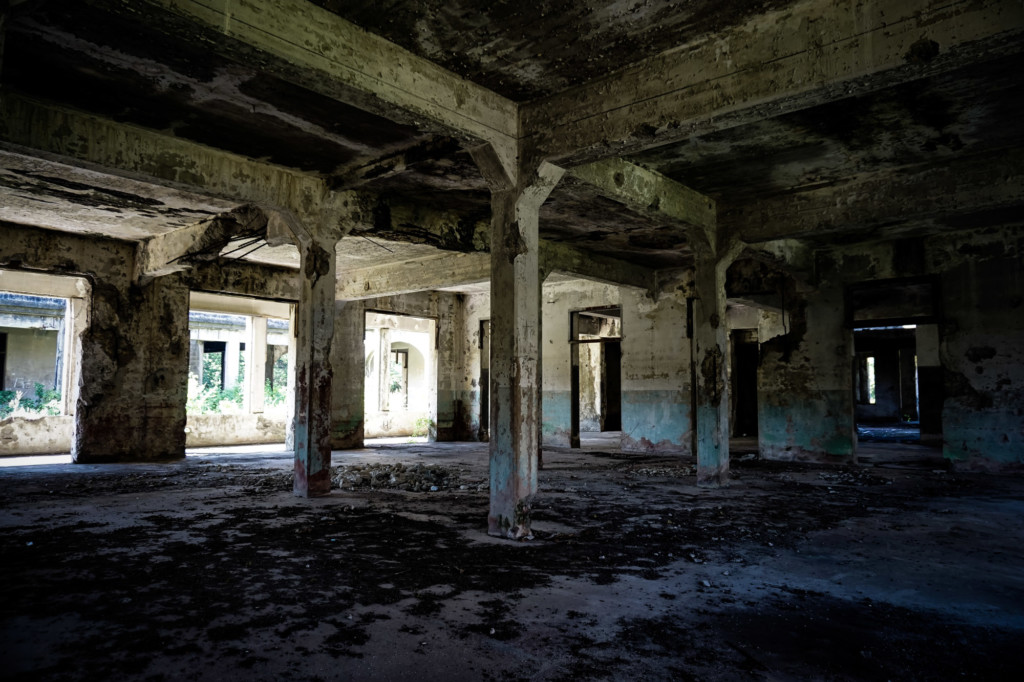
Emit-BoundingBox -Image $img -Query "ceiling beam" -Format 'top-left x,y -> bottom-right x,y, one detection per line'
523,0 -> 1024,164
135,205 -> 268,284
0,93 -> 349,229
107,0 -> 519,176
568,158 -> 715,229
337,240 -> 656,300
338,252 -> 489,300
540,240 -> 655,292
727,149 -> 1024,243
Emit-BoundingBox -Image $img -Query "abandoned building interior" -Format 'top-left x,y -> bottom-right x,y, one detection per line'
1,0 -> 1023,679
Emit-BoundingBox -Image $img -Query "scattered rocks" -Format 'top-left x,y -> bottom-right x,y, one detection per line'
625,465 -> 697,479
332,463 -> 482,492
817,469 -> 889,486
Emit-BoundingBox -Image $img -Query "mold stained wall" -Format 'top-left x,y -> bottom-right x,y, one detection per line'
756,271 -> 856,462
0,223 -> 192,462
620,287 -> 692,454
458,291 -> 489,441
930,228 -> 1023,467
780,225 -> 1023,467
540,279 -> 620,448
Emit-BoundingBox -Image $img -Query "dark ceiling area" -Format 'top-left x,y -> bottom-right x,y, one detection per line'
631,50 -> 1024,205
311,0 -> 801,101
3,3 -> 432,175
1,0 -> 1022,270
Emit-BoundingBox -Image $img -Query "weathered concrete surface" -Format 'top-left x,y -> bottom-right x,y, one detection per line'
756,262 -> 856,464
291,228 -> 342,497
455,291 -> 490,441
329,299 -> 365,449
129,0 -> 519,172
434,291 -> 463,441
621,287 -> 692,455
185,414 -> 286,448
474,144 -> 564,539
4,442 -> 1024,680
691,237 -> 739,485
0,415 -> 73,455
77,273 -> 191,462
728,148 -> 1024,244
0,95 -> 332,229
523,0 -> 1024,163
932,230 -> 1024,468
540,280 -> 620,448
0,222 -> 193,462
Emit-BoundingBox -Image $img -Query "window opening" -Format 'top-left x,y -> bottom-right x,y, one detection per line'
0,292 -> 68,419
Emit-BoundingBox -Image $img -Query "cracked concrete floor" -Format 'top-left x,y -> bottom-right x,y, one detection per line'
1,439 -> 1023,681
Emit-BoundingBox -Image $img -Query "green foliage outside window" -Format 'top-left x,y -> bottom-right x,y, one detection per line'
0,383 -> 61,419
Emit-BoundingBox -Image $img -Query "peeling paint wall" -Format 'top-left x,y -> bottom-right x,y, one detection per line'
540,279 -> 620,447
620,287 -> 691,454
458,291 -> 490,441
807,227 -> 1023,467
930,229 -> 1023,468
756,265 -> 856,463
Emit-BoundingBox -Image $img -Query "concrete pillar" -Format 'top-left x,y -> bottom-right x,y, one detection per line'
916,324 -> 942,443
569,311 -> 581,448
292,233 -> 340,497
246,315 -> 268,414
377,326 -> 391,412
330,299 -> 364,449
285,304 -> 297,449
189,340 -> 203,381
435,292 -> 461,441
74,274 -> 190,462
223,339 -> 241,390
692,250 -> 732,486
63,294 -> 88,416
472,145 -> 564,539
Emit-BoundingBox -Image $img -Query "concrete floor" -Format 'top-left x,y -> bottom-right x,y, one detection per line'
1,439 -> 1022,681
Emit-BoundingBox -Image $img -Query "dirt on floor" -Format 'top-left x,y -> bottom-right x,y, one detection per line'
1,442 -> 1023,681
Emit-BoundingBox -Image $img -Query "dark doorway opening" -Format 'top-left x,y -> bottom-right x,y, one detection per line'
570,307 -> 622,448
479,319 -> 490,441
601,341 -> 622,431
731,330 -> 759,438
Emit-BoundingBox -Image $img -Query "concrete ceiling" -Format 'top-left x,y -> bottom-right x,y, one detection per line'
310,0 -> 802,101
1,0 -> 1022,280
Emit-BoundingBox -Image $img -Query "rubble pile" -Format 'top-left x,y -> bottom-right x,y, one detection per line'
625,465 -> 697,479
817,469 -> 890,486
332,463 -> 482,492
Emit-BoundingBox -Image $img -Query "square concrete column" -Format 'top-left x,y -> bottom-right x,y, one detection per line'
75,273 -> 190,462
377,326 -> 392,413
472,145 -> 564,538
223,339 -> 241,390
689,229 -> 740,487
292,234 -> 340,497
330,299 -> 365,449
245,315 -> 268,414
692,252 -> 732,485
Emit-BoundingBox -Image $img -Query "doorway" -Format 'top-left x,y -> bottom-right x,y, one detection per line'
570,307 -> 622,448
363,310 -> 437,438
731,330 -> 759,438
847,277 -> 942,446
